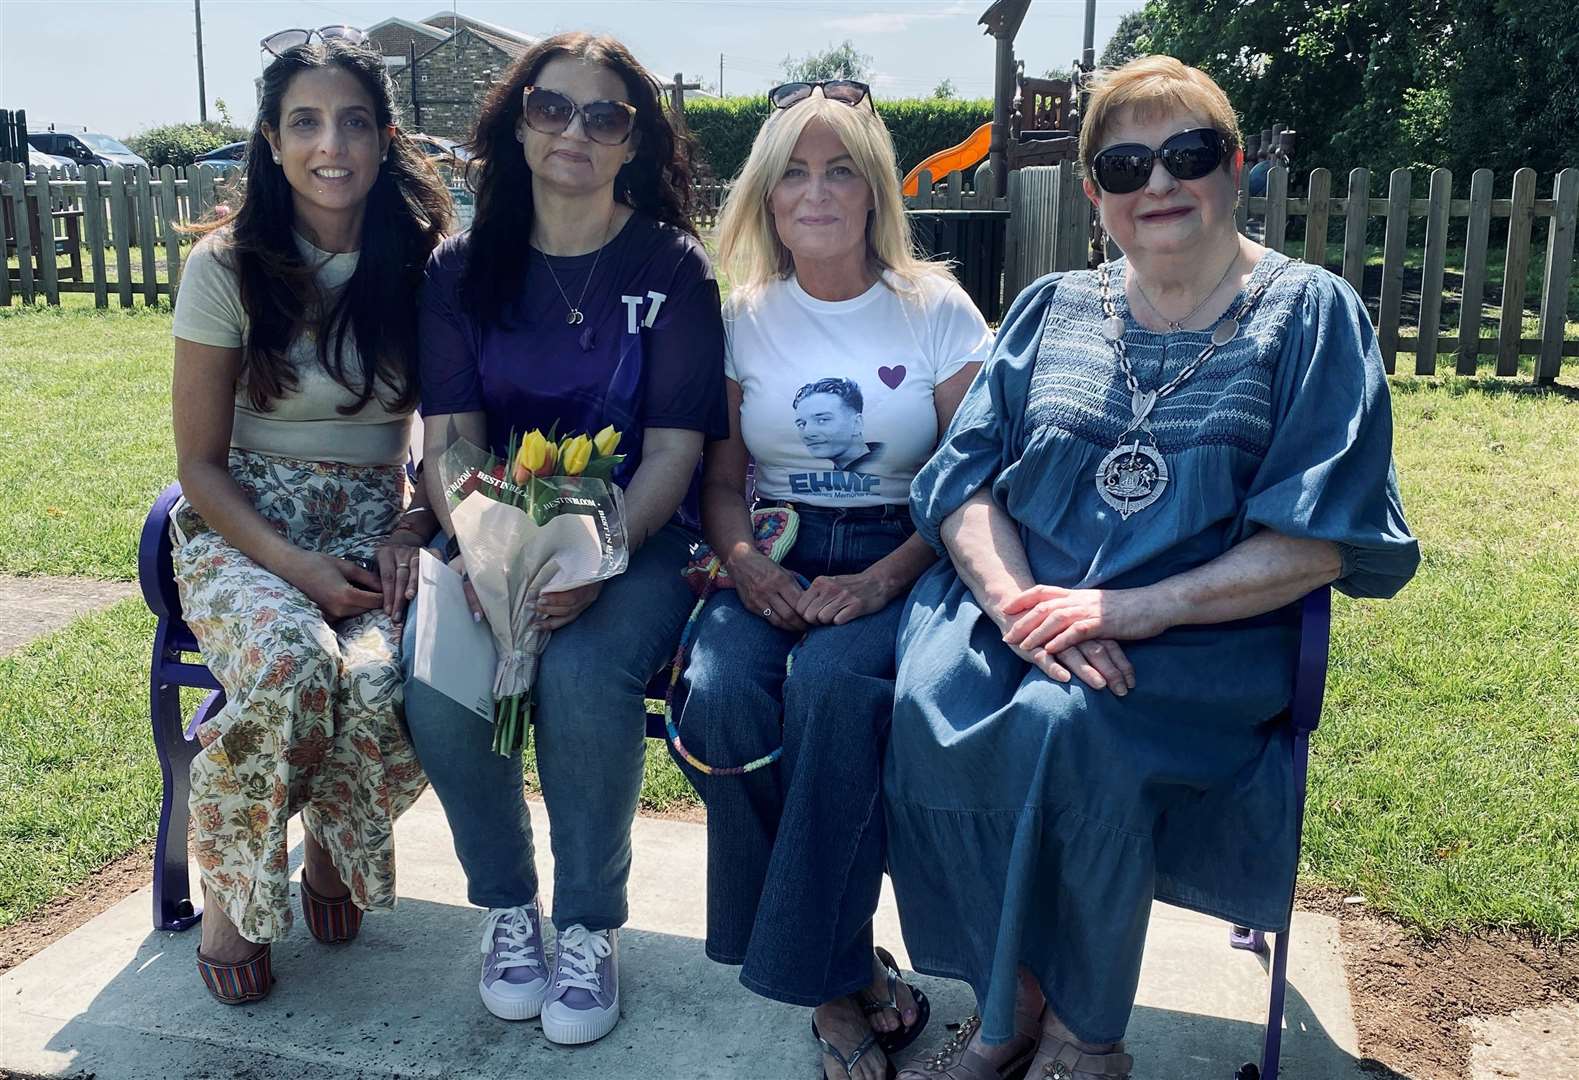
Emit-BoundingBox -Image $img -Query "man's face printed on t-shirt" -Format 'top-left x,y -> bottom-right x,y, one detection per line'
794,390 -> 865,468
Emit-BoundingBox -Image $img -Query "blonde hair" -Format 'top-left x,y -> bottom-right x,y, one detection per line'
716,94 -> 948,296
1079,55 -> 1242,181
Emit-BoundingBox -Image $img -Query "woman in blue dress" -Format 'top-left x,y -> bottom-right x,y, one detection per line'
889,56 -> 1420,1080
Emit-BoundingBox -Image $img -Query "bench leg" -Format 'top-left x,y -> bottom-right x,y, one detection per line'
151,678 -> 211,931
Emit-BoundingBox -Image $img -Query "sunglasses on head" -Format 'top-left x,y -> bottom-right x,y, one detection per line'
768,80 -> 875,111
1090,128 -> 1231,195
260,25 -> 373,58
521,86 -> 638,146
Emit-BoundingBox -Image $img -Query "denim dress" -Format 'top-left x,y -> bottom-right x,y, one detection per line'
885,255 -> 1420,1045
676,504 -> 916,1005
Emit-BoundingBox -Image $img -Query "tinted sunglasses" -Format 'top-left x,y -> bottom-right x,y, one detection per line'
768,80 -> 874,111
261,25 -> 373,58
1090,128 -> 1231,194
521,87 -> 637,146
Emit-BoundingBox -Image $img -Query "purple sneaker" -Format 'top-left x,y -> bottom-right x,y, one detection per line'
540,924 -> 620,1045
478,903 -> 550,1020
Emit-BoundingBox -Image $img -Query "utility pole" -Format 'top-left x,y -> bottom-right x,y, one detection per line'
194,0 -> 208,122
1081,0 -> 1096,69
719,53 -> 724,97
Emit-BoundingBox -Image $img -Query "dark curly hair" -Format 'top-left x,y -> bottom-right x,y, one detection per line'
190,37 -> 453,414
461,31 -> 699,325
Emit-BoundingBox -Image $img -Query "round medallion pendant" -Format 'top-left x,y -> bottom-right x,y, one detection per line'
1101,315 -> 1127,342
566,309 -> 585,325
1210,317 -> 1239,346
1094,441 -> 1169,519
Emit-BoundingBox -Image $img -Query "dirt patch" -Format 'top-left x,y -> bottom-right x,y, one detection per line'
0,842 -> 154,976
1296,883 -> 1579,1079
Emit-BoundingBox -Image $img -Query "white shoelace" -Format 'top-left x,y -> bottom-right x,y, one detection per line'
554,924 -> 612,992
481,905 -> 543,975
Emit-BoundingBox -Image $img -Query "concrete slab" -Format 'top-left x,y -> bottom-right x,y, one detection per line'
1,794 -> 1367,1079
1467,1001 -> 1579,1080
0,575 -> 136,657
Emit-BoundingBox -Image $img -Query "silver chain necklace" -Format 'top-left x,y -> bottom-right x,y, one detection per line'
1131,249 -> 1241,332
1094,257 -> 1287,519
538,210 -> 614,325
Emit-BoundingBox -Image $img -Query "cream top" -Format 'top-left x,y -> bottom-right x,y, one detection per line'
173,231 -> 412,467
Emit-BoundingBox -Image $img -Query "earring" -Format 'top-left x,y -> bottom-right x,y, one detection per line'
272,154 -> 281,164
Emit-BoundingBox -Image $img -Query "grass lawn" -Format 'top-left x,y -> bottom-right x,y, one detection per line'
1,301 -> 1575,942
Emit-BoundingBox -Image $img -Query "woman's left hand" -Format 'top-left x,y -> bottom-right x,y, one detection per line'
373,532 -> 426,623
1000,584 -> 1173,654
535,581 -> 604,631
795,569 -> 895,626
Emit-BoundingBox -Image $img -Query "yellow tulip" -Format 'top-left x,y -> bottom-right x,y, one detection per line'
514,430 -> 557,480
559,433 -> 594,476
593,424 -> 622,458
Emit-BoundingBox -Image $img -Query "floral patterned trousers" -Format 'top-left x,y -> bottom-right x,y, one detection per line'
170,450 -> 429,943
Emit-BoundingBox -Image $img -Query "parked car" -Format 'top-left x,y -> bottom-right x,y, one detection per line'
192,141 -> 246,174
409,133 -> 471,164
27,130 -> 147,173
27,145 -> 79,179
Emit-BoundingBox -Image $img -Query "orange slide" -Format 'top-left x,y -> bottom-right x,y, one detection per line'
902,122 -> 993,197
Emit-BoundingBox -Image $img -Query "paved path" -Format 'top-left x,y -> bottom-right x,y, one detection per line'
1469,1001 -> 1579,1080
1,794 -> 1369,1080
0,574 -> 136,658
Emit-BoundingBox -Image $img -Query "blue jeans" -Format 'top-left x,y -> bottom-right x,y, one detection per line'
673,504 -> 917,1006
402,523 -> 695,930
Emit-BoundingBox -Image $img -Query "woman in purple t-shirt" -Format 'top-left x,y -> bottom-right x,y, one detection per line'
401,32 -> 726,1046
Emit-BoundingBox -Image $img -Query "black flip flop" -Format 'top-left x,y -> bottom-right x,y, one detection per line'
811,1016 -> 896,1080
857,946 -> 932,1058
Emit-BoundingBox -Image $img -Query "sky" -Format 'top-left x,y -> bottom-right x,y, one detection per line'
0,0 -> 1142,139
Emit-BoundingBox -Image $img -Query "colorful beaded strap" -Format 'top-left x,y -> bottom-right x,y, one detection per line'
666,507 -> 803,776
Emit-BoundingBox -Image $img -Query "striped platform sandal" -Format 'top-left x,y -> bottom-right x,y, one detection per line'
300,876 -> 363,944
195,943 -> 273,1005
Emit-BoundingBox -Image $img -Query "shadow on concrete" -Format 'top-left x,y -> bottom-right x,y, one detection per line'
14,893 -> 1394,1080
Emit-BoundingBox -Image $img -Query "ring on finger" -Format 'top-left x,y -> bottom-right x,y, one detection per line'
761,606 -> 774,619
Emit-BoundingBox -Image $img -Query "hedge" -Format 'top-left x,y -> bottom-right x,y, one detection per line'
124,122 -> 248,168
683,97 -> 994,182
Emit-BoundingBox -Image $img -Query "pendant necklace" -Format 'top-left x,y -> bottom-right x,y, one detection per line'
540,208 -> 615,325
1094,256 -> 1288,519
1131,249 -> 1241,332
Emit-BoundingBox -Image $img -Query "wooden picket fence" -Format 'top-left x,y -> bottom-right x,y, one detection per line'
1243,165 -> 1578,383
2,162 -> 235,309
903,161 -> 1577,384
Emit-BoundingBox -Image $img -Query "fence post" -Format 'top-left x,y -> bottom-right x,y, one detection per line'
1456,169 -> 1495,374
81,164 -> 109,308
1235,158 -> 1250,235
1264,165 -> 1289,255
0,166 -> 11,307
107,165 -> 134,308
1341,168 -> 1369,295
1536,167 -> 1578,384
8,162 -> 38,303
1004,167 -> 1022,299
1497,167 -> 1537,376
1377,168 -> 1412,373
133,166 -> 159,305
1416,168 -> 1452,375
30,169 -> 60,305
159,164 -> 182,297
1302,168 -> 1331,268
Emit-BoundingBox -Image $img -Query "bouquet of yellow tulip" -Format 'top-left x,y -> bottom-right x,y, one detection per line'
436,426 -> 630,755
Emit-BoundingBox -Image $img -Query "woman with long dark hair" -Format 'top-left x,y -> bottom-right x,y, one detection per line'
170,28 -> 451,1004
403,32 -> 726,1045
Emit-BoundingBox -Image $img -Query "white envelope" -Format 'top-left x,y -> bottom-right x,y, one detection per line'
411,548 -> 497,722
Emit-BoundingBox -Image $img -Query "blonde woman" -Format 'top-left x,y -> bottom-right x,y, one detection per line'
672,81 -> 993,1080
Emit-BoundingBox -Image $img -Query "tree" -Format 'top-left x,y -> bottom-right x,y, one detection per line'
1140,0 -> 1579,177
933,78 -> 958,100
781,40 -> 873,83
1099,10 -> 1155,70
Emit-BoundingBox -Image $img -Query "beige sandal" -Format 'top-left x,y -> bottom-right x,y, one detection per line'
896,1012 -> 1039,1080
1025,1027 -> 1133,1080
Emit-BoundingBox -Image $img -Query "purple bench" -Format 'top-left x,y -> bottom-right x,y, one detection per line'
137,481 -> 1329,1079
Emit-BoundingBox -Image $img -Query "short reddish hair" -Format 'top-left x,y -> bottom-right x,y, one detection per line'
1079,55 -> 1242,180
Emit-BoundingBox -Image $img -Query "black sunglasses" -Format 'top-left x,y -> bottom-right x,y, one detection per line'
1090,128 -> 1231,194
260,25 -> 374,58
768,80 -> 875,111
521,86 -> 638,146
